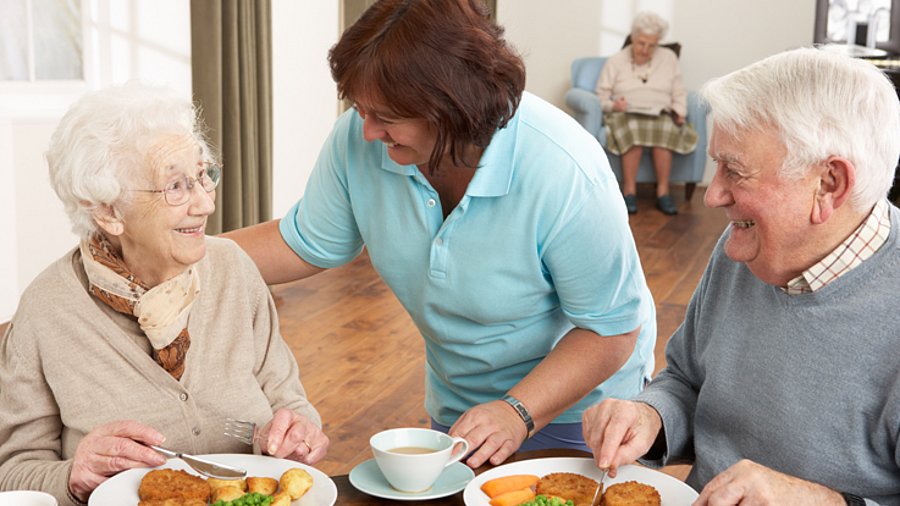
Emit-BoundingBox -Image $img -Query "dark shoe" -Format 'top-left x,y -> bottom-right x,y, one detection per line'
657,194 -> 678,215
623,194 -> 638,214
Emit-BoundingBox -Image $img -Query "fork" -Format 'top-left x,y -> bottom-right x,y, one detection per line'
224,418 -> 258,446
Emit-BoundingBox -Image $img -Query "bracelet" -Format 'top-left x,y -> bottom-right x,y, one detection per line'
501,395 -> 535,437
841,492 -> 866,506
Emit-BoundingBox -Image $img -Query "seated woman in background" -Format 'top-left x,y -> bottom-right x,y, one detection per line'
0,83 -> 327,505
596,10 -> 699,215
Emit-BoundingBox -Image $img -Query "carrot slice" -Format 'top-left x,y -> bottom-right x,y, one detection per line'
481,474 -> 540,498
488,487 -> 536,506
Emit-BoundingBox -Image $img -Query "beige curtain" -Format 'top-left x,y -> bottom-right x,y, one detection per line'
484,0 -> 497,18
191,0 -> 272,234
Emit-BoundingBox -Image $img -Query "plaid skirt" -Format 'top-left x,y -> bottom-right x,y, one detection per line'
604,112 -> 699,155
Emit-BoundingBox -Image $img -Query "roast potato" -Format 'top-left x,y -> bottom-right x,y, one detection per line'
270,491 -> 292,506
279,468 -> 314,500
210,485 -> 245,503
207,477 -> 247,492
247,476 -> 278,495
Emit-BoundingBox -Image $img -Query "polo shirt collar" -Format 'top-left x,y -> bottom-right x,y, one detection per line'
465,112 -> 518,198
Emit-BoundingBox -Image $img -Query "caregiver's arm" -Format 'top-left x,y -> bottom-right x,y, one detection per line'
223,219 -> 324,285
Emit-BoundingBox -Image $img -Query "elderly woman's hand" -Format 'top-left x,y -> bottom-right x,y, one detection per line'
69,420 -> 167,502
672,113 -> 685,126
448,400 -> 528,468
612,96 -> 629,112
257,408 -> 329,464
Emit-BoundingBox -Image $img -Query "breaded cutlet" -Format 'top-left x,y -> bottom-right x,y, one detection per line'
600,480 -> 661,506
138,500 -> 207,506
137,469 -> 211,503
536,472 -> 599,505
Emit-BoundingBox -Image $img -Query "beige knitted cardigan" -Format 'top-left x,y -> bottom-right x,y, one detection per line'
0,237 -> 321,505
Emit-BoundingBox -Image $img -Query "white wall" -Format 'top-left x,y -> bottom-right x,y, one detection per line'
0,118 -> 16,320
2,1 -> 819,320
0,111 -> 70,322
11,121 -> 75,290
271,0 -> 339,217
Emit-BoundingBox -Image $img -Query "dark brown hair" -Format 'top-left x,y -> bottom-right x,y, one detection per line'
329,0 -> 526,172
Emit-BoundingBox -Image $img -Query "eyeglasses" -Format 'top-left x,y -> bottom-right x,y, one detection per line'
132,163 -> 222,206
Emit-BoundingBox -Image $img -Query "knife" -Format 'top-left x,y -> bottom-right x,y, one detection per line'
151,445 -> 247,480
590,468 -> 608,506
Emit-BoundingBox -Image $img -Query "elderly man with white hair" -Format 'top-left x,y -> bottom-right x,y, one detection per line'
583,47 -> 900,505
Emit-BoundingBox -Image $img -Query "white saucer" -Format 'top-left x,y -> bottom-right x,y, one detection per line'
348,458 -> 474,501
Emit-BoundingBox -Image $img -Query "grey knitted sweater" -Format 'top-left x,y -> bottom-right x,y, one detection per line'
638,203 -> 900,505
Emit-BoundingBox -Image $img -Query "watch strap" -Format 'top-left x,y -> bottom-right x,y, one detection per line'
502,395 -> 535,436
841,492 -> 866,506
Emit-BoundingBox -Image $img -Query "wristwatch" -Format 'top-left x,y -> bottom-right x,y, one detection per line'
841,492 -> 866,506
501,395 -> 535,437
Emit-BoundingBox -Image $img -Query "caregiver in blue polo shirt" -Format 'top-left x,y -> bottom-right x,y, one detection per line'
227,0 -> 656,469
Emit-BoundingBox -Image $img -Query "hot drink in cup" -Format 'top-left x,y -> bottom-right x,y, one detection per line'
370,428 -> 470,493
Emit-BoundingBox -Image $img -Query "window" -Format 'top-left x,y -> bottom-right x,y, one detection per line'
1,0 -> 84,82
814,0 -> 900,53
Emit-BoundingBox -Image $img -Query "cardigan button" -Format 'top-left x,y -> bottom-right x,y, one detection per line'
179,393 -> 188,401
192,426 -> 201,436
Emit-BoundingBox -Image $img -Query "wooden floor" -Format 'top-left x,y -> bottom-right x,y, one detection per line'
271,185 -> 729,477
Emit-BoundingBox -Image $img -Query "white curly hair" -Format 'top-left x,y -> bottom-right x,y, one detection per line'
631,11 -> 668,39
46,82 -> 216,239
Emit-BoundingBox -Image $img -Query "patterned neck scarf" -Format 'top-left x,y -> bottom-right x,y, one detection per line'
79,234 -> 200,380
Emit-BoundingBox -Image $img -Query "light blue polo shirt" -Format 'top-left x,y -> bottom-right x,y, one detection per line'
280,92 -> 656,425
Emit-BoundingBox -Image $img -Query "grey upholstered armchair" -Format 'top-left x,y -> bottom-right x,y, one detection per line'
564,56 -> 708,201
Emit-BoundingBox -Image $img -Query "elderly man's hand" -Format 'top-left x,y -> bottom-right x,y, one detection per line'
449,400 -> 528,468
69,420 -> 167,502
694,459 -> 846,505
582,399 -> 661,477
258,408 -> 329,464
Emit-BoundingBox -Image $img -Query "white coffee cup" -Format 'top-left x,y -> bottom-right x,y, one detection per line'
0,491 -> 57,506
370,427 -> 470,493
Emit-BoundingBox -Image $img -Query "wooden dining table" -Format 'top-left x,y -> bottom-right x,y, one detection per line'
331,448 -> 593,506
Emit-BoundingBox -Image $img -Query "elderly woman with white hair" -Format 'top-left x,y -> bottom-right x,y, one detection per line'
595,10 -> 698,215
0,83 -> 328,505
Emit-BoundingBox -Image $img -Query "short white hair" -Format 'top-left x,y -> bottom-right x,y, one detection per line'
631,11 -> 668,39
46,82 -> 214,239
701,47 -> 900,211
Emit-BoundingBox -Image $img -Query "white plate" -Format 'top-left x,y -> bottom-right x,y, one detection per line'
463,457 -> 697,506
0,490 -> 57,506
349,458 -> 474,501
88,454 -> 336,506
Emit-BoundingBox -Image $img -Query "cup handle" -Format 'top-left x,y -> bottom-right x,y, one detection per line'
445,436 -> 470,467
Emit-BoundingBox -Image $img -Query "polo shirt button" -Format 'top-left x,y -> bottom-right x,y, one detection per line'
426,198 -> 436,208
192,426 -> 201,436
179,393 -> 188,401
435,237 -> 443,246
